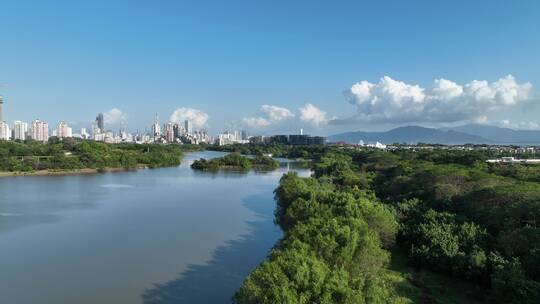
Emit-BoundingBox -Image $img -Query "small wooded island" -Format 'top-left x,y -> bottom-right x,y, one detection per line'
191,153 -> 279,171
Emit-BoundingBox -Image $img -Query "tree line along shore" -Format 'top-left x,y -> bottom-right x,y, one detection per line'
0,139 -> 200,175
226,144 -> 540,304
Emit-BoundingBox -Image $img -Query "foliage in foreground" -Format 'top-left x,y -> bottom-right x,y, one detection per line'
234,145 -> 540,303
234,159 -> 398,303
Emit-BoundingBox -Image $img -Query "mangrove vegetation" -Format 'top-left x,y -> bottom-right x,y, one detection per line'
234,145 -> 540,303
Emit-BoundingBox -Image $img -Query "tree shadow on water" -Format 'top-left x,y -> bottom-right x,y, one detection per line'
141,191 -> 281,304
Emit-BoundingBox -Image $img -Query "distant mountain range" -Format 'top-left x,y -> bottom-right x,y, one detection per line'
328,124 -> 540,145
443,124 -> 540,144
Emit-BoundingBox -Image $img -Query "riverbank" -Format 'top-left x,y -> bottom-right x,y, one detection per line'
0,165 -> 149,178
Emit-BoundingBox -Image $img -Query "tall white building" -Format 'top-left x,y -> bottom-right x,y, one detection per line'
80,128 -> 88,139
184,119 -> 192,135
91,123 -> 102,139
152,114 -> 161,140
31,120 -> 49,142
55,121 -> 72,138
13,121 -> 28,140
0,121 -> 10,140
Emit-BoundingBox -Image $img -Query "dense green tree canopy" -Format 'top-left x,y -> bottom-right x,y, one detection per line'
0,139 -> 196,172
234,145 -> 540,303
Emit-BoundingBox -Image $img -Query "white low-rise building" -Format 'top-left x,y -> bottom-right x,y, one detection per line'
486,157 -> 540,164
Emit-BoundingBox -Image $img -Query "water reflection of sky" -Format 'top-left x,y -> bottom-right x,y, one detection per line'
0,151 -> 309,304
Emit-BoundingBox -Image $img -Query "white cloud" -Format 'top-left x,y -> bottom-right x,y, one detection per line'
343,75 -> 533,124
498,119 -> 540,130
169,107 -> 209,128
432,78 -> 464,100
242,117 -> 271,128
242,105 -> 294,128
299,103 -> 328,127
473,115 -> 488,124
261,105 -> 294,121
103,108 -> 127,124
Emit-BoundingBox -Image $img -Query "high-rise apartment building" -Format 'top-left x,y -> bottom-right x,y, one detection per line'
13,121 -> 28,140
184,119 -> 192,135
173,123 -> 184,139
31,120 -> 49,142
55,121 -> 72,138
164,122 -> 174,142
0,121 -> 10,140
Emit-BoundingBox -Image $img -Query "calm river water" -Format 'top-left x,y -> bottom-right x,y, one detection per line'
0,151 -> 309,304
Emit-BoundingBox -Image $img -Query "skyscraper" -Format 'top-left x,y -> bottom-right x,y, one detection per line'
184,119 -> 193,135
173,123 -> 184,139
0,95 -> 4,122
13,121 -> 28,140
164,122 -> 174,142
96,113 -> 104,132
152,113 -> 161,139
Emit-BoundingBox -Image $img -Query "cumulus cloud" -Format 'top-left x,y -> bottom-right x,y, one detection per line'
343,75 -> 533,124
242,117 -> 271,128
242,105 -> 294,128
103,108 -> 127,124
299,103 -> 328,127
170,107 -> 209,128
261,105 -> 294,121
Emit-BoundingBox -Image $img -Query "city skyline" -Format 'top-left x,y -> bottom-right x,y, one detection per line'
2,1 -> 540,135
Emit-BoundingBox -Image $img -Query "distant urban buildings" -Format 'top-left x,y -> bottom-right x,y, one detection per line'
80,128 -> 89,139
486,157 -> 540,164
357,140 -> 386,149
244,130 -> 326,146
31,120 -> 49,142
0,95 -> 327,146
152,113 -> 161,140
0,121 -> 9,140
0,97 -> 30,141
54,121 -> 72,138
95,113 -> 104,132
217,130 -> 248,145
164,122 -> 174,142
13,121 -> 28,140
185,119 -> 193,135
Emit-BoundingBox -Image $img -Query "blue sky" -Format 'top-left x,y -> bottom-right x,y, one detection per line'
1,0 -> 540,135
